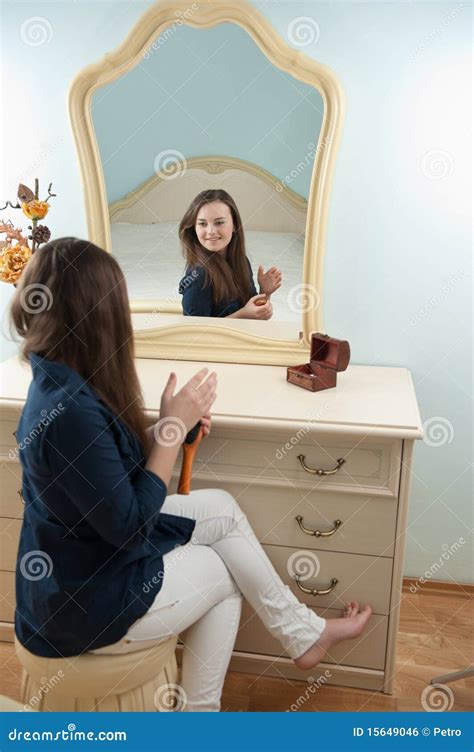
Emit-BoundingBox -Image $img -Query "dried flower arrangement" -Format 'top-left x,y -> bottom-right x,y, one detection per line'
0,179 -> 56,284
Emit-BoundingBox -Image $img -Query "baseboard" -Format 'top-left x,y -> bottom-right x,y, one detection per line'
403,577 -> 474,596
0,622 -> 14,642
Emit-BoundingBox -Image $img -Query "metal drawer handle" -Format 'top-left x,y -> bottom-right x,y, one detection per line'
295,576 -> 338,596
297,455 -> 345,476
295,516 -> 342,537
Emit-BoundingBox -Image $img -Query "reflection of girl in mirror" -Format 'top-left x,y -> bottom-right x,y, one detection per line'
178,189 -> 282,318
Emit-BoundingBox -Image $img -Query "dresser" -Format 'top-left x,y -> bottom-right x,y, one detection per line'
0,355 -> 422,693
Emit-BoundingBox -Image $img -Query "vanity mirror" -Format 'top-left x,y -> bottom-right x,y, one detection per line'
69,0 -> 344,364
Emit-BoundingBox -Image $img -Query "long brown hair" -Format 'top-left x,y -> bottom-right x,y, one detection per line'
179,189 -> 254,304
10,237 -> 148,448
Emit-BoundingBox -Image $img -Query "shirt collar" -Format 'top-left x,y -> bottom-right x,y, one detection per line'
29,353 -> 144,456
29,352 -> 95,402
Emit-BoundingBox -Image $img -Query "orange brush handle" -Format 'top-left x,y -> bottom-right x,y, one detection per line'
177,426 -> 204,495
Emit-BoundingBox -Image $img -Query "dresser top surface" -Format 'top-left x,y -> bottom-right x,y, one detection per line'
0,354 -> 422,439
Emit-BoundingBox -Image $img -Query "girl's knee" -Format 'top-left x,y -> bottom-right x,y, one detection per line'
210,489 -> 245,520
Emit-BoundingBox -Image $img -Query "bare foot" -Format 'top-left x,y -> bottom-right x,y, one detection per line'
294,601 -> 372,671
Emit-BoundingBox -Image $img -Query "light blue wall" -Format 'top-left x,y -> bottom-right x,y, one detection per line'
1,1 -> 472,584
92,22 -> 323,203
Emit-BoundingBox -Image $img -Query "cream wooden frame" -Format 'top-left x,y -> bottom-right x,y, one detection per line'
68,0 -> 345,365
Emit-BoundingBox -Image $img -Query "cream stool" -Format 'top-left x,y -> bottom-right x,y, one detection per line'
0,694 -> 25,711
15,636 -> 179,712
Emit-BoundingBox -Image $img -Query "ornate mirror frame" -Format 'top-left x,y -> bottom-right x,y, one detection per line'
69,0 -> 345,365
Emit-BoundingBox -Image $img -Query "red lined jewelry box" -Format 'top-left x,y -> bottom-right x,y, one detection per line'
287,333 -> 350,392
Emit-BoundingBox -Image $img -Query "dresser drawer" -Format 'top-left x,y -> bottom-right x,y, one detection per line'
262,544 -> 392,615
0,570 -> 15,623
235,601 -> 388,671
192,429 -> 401,497
0,518 -> 22,571
0,409 -> 21,454
188,481 -> 398,558
0,461 -> 24,518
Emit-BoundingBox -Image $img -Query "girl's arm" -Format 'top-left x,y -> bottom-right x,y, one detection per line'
180,267 -> 213,316
144,424 -> 155,457
144,414 -> 212,459
45,404 -> 171,551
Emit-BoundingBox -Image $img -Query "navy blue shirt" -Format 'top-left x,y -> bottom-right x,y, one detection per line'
179,259 -> 258,317
15,353 -> 196,657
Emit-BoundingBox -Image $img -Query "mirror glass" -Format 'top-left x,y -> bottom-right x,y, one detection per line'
91,22 -> 323,326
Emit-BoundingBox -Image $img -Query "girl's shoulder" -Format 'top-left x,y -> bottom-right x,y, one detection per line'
178,265 -> 209,293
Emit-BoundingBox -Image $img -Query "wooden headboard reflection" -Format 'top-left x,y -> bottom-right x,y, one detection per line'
109,155 -> 307,234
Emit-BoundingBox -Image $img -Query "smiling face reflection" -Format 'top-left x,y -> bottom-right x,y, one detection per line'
195,201 -> 234,256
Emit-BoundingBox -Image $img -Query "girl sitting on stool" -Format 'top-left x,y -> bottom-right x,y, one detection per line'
11,238 -> 372,713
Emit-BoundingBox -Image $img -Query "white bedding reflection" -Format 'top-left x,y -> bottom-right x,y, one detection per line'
112,221 -> 304,323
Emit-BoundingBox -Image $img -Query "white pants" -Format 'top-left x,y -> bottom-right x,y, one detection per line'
91,489 -> 326,711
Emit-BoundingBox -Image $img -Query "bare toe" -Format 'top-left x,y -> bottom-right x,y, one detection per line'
348,601 -> 358,617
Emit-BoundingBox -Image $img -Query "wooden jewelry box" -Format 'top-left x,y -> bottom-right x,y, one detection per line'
287,333 -> 351,391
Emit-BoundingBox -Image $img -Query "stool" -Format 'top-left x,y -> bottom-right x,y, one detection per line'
15,636 -> 179,712
0,694 -> 25,711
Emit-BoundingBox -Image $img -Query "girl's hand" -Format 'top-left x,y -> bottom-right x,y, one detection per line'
158,368 -> 217,438
240,294 -> 273,320
257,265 -> 282,296
200,412 -> 212,437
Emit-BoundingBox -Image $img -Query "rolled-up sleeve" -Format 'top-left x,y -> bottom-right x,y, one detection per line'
43,405 -> 167,551
246,257 -> 258,297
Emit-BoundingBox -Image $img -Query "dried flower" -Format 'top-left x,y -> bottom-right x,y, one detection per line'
1,179 -> 56,286
22,200 -> 49,221
0,221 -> 29,247
0,244 -> 32,284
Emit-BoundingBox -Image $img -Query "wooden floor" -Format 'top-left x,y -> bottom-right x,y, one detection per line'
1,589 -> 472,712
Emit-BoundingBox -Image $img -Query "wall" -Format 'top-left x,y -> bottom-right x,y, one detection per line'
0,0 -> 471,583
93,21 -> 323,203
